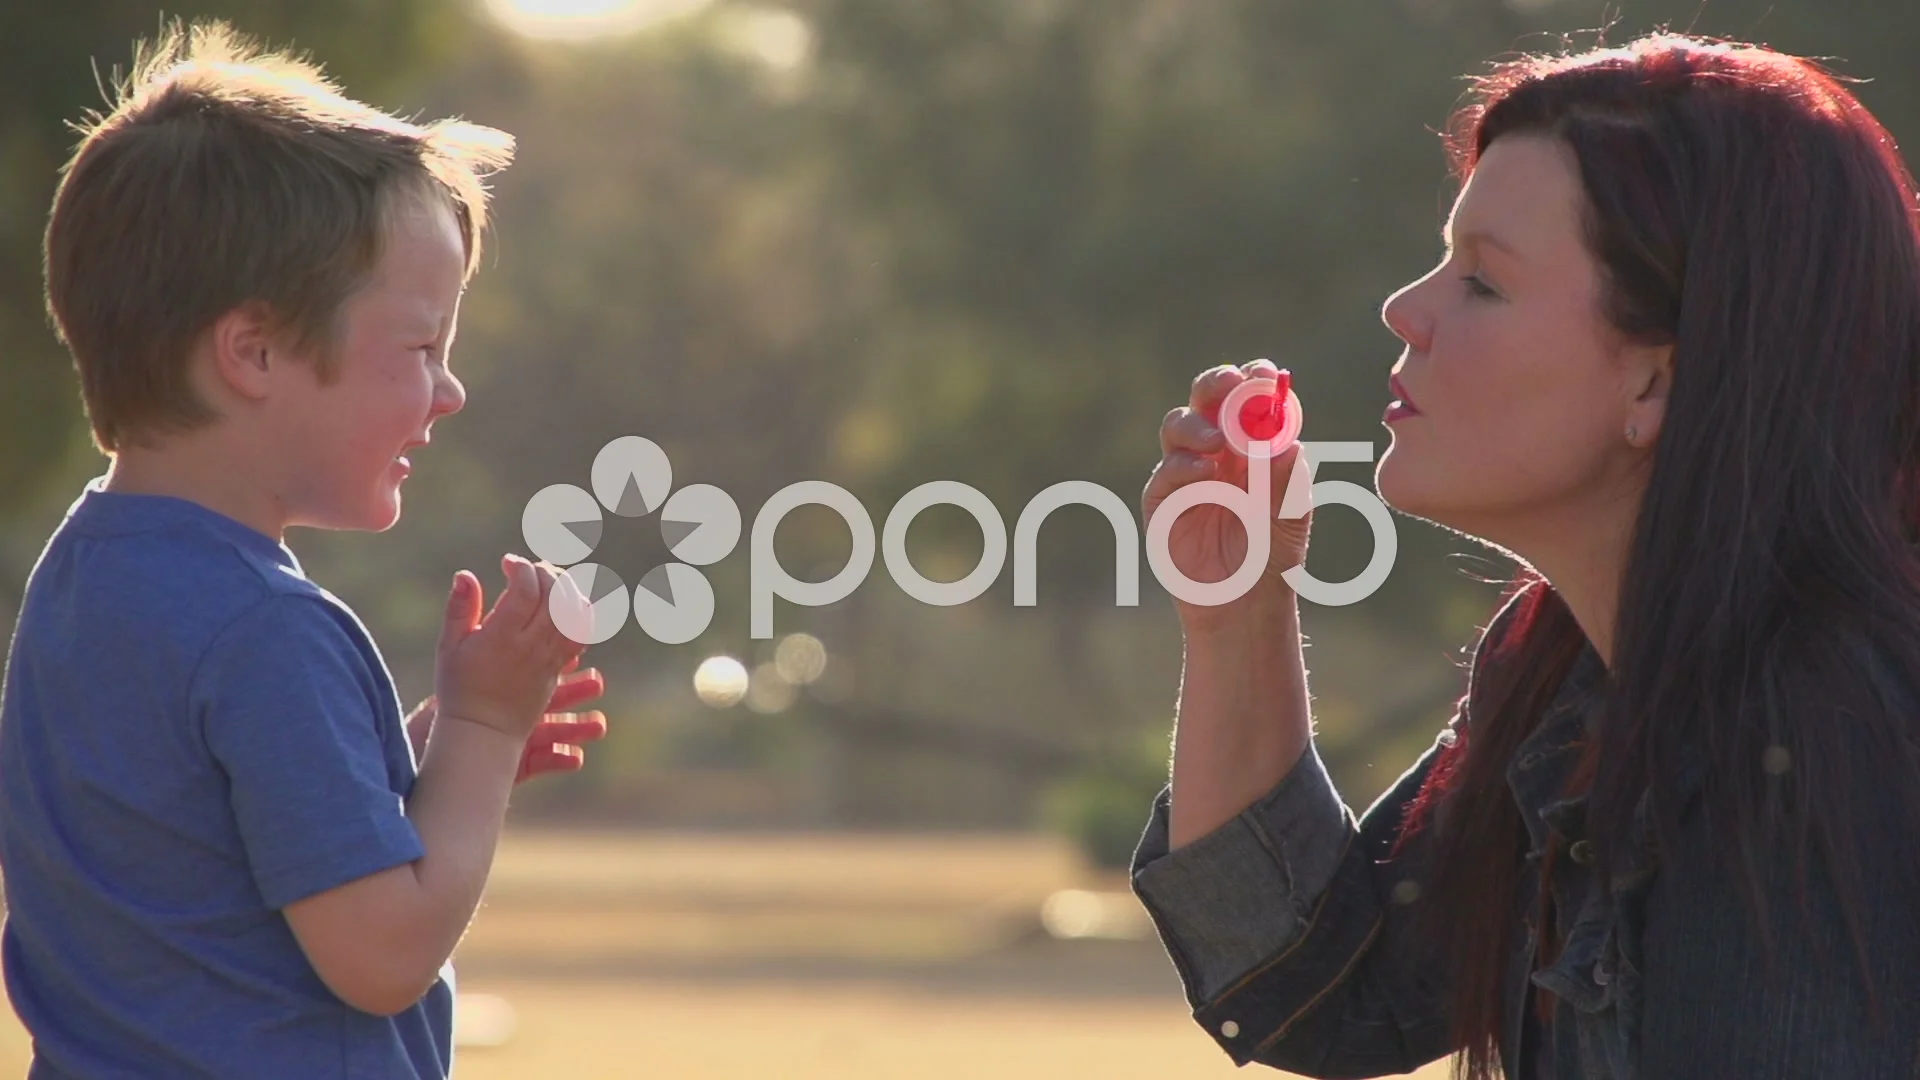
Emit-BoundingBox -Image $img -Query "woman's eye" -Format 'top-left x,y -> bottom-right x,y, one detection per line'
1461,273 -> 1499,299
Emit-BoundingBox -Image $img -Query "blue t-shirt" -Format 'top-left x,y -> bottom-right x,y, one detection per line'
0,482 -> 454,1079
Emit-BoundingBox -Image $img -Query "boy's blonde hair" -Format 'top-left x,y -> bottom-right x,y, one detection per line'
44,20 -> 515,453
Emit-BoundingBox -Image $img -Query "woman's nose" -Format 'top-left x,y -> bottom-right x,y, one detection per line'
1381,279 -> 1431,352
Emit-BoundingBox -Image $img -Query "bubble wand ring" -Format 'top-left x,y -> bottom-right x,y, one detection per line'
1218,369 -> 1304,460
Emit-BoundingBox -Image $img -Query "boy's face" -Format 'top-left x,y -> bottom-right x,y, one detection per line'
281,197 -> 469,532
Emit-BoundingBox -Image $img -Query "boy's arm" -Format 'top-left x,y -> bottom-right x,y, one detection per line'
283,714 -> 522,1015
405,699 -> 434,765
195,557 -> 578,1016
294,676 -> 608,1012
280,556 -> 579,1015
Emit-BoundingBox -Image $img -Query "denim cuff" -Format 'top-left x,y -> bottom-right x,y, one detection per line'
1130,742 -> 1355,1005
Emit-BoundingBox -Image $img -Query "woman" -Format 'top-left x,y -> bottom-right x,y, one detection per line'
1133,33 -> 1920,1080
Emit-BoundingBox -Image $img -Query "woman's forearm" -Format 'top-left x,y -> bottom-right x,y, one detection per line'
1168,588 -> 1315,849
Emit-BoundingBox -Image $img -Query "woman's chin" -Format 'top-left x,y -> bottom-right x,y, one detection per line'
1377,452 -> 1457,526
1375,449 -> 1422,515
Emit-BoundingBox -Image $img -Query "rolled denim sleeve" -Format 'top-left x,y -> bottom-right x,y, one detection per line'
1130,742 -> 1355,1004
1131,729 -> 1461,1075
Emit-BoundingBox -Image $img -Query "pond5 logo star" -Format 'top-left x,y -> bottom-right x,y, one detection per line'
521,436 -> 742,645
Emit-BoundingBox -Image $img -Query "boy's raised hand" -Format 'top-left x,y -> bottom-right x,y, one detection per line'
516,658 -> 608,783
405,658 -> 608,783
434,553 -> 586,741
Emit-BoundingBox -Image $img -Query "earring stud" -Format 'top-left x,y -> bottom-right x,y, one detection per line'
1626,424 -> 1638,443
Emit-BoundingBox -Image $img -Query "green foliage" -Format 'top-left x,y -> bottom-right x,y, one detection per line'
1039,730 -> 1168,869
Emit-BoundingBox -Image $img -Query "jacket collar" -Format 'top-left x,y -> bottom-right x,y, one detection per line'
1506,641 -> 1608,857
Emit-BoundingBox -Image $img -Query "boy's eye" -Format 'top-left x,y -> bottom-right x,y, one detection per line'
1461,273 -> 1500,299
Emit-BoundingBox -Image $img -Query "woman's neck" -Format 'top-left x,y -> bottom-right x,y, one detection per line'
1485,499 -> 1639,670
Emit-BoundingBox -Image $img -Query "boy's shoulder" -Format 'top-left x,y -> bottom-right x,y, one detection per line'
30,482 -> 363,660
60,482 -> 308,587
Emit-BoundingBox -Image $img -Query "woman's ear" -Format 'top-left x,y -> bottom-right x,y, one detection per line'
1624,342 -> 1673,447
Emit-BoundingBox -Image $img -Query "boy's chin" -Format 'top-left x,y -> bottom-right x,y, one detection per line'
362,490 -> 404,532
306,491 -> 403,533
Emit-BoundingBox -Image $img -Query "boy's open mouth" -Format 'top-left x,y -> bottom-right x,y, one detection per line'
395,438 -> 429,471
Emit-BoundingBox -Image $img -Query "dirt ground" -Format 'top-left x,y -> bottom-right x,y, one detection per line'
0,830 -> 1451,1079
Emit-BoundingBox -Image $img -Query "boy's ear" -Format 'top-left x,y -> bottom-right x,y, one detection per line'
205,302 -> 281,402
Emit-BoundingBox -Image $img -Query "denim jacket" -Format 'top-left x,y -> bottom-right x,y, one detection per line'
1130,598 -> 1920,1079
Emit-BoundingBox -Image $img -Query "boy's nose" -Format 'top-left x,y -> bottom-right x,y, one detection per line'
433,371 -> 467,418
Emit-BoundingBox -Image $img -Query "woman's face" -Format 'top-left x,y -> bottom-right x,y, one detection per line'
1376,134 -> 1667,548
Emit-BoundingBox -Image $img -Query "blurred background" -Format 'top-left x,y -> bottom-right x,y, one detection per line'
3,0 -> 1915,1076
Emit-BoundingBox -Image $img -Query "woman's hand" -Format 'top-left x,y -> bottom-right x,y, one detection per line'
1143,359 -> 1313,635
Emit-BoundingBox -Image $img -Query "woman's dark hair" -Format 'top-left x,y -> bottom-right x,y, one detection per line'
1400,34 -> 1920,1080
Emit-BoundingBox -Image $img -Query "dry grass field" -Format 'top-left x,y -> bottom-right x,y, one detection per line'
0,830 -> 1450,1079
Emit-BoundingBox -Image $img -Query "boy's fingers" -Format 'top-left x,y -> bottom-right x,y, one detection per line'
516,743 -> 587,784
546,670 -> 606,712
542,565 -> 593,646
519,559 -> 557,632
490,554 -> 539,629
522,561 -> 560,635
532,711 -> 608,745
533,561 -> 560,603
541,744 -> 586,766
440,571 -> 483,644
479,557 -> 516,625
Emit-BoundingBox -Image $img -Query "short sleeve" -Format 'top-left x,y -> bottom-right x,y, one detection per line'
192,595 -> 424,909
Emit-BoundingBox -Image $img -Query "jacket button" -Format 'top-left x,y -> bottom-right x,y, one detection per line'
1593,961 -> 1612,986
1221,1020 -> 1241,1039
1568,839 -> 1596,864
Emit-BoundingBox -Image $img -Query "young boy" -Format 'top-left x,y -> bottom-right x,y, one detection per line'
0,22 -> 607,1078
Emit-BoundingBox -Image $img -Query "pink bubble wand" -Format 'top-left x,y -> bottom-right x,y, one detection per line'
1217,368 -> 1304,459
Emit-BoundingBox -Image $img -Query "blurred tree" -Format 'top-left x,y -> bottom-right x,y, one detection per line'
781,0 -> 1533,737
16,0 -> 1917,826
364,0 -> 1542,822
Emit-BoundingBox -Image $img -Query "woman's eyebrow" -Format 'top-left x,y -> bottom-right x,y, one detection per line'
1443,224 -> 1523,260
